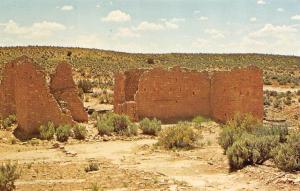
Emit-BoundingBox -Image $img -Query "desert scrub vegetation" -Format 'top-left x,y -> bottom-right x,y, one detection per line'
96,113 -> 137,136
139,118 -> 161,136
73,124 -> 87,140
56,124 -> 72,142
85,162 -> 99,172
218,113 -> 300,171
272,130 -> 300,172
192,115 -> 209,128
39,121 -> 55,140
158,122 -> 199,149
0,115 -> 16,130
77,79 -> 93,93
0,163 -> 20,191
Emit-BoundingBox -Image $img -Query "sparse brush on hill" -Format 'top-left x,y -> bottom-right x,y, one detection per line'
0,47 -> 299,88
139,118 -> 161,136
0,163 -> 20,191
77,79 -> 93,93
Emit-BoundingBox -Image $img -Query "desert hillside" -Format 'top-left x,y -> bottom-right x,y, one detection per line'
0,46 -> 299,88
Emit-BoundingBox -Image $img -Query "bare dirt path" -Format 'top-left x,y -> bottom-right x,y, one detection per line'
0,138 -> 280,191
263,86 -> 300,93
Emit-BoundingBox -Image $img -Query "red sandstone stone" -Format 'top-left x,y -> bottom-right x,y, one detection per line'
50,62 -> 88,122
0,56 -> 87,137
114,66 -> 263,123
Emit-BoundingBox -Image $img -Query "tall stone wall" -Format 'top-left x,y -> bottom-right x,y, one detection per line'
114,66 -> 263,123
13,57 -> 74,136
50,62 -> 88,122
135,67 -> 211,122
210,66 -> 263,122
0,62 -> 17,118
114,72 -> 126,114
0,56 -> 87,137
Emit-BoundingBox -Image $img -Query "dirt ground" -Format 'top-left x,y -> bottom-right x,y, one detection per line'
1,120 -> 299,191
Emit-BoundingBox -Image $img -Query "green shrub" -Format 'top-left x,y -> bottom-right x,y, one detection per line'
0,163 -> 20,191
1,115 -> 16,129
192,115 -> 209,127
219,113 -> 289,170
39,121 -> 55,140
227,133 -> 279,170
127,123 -> 138,136
110,114 -> 131,134
218,126 -> 240,153
139,118 -> 161,136
158,122 -> 197,149
78,79 -> 93,93
85,163 -> 99,172
218,113 -> 262,152
272,131 -> 300,172
96,118 -> 114,136
56,125 -> 71,142
96,113 -> 136,136
73,125 -> 87,140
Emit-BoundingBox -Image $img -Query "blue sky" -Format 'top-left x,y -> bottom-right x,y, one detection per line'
0,0 -> 300,55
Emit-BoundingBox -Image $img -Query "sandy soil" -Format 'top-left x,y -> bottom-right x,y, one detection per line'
1,122 -> 295,191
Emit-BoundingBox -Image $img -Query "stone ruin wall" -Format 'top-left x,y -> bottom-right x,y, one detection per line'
50,62 -> 88,122
210,67 -> 263,122
0,56 -> 88,137
114,66 -> 263,123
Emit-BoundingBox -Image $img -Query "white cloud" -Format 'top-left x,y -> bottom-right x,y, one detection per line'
61,5 -> 74,11
250,17 -> 257,22
198,16 -> 208,21
277,8 -> 284,12
0,20 -> 66,39
135,21 -> 164,31
115,27 -> 140,38
249,24 -> 298,38
164,21 -> 179,29
291,15 -> 300,20
96,4 -> 101,8
192,38 -> 208,48
101,10 -> 131,22
133,19 -> 181,32
257,0 -> 266,5
170,18 -> 185,22
204,29 -> 225,39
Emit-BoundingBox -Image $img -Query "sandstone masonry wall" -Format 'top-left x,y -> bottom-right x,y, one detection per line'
114,66 -> 263,123
0,56 -> 87,137
135,67 -> 211,122
50,62 -> 88,122
210,66 -> 263,122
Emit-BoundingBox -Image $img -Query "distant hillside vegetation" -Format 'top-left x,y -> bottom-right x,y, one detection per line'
0,46 -> 299,86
